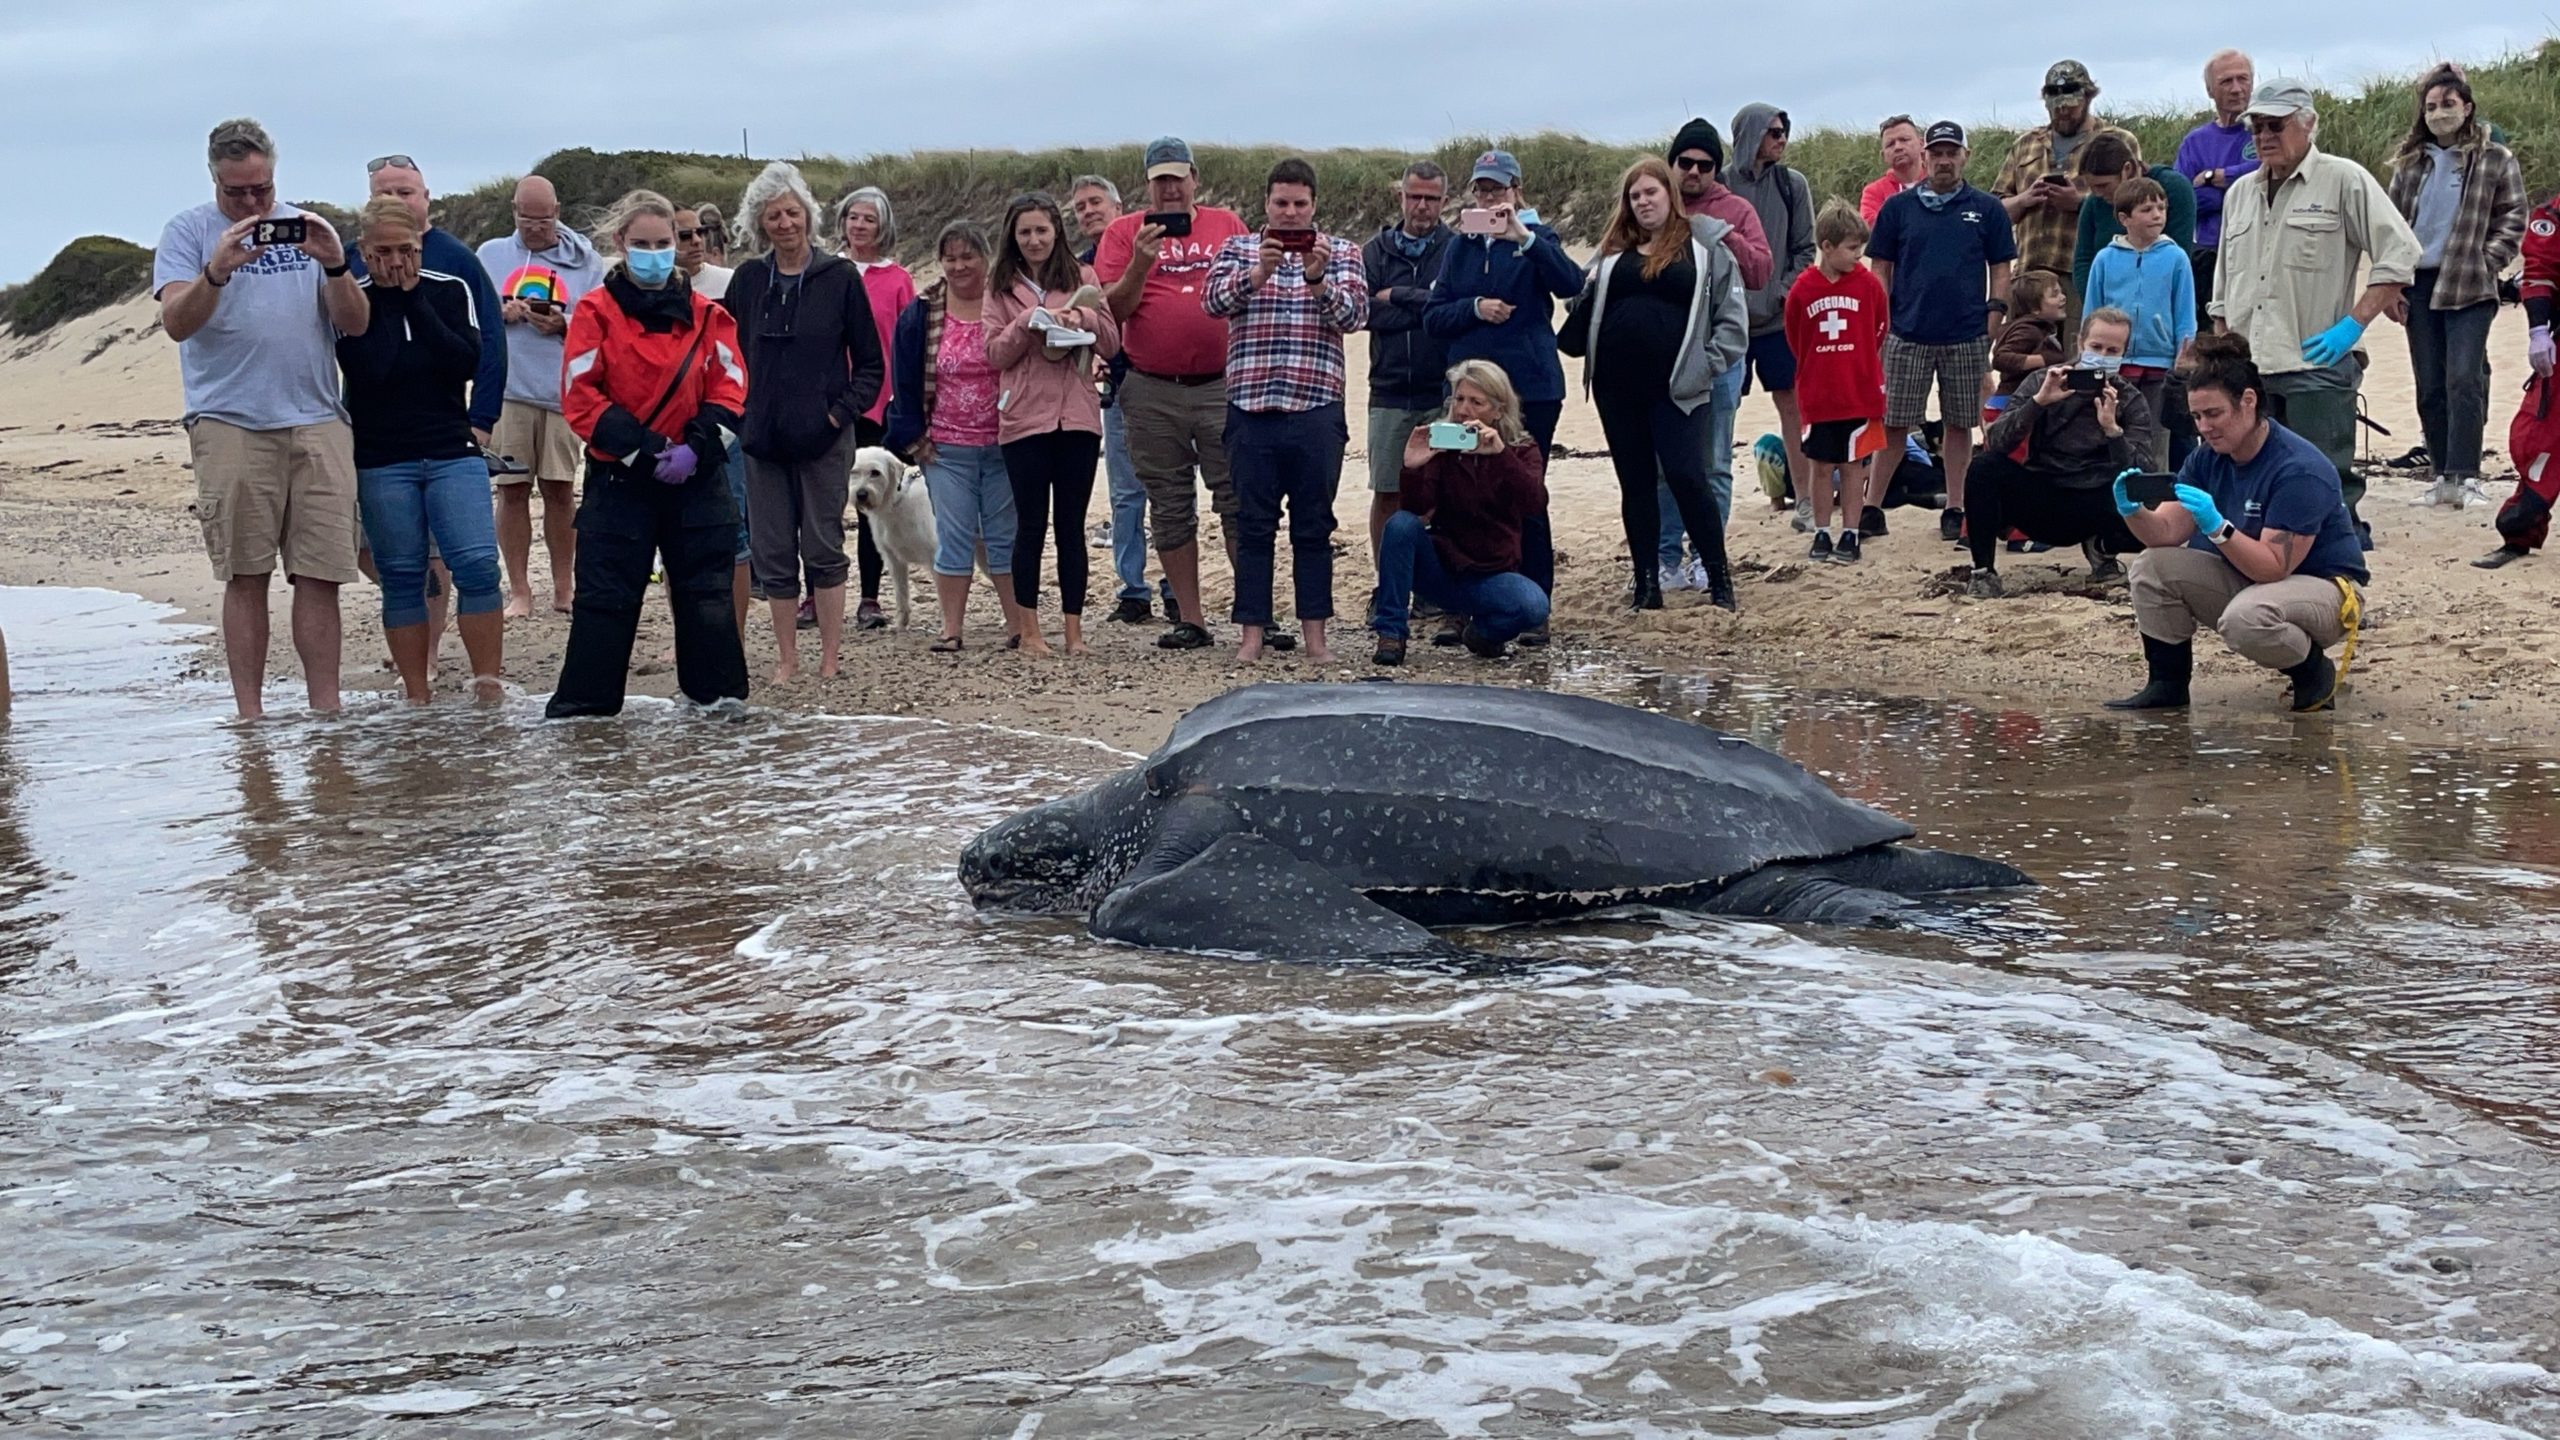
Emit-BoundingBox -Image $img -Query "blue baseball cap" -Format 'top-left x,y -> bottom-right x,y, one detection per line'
1143,136 -> 1195,180
1470,149 -> 1522,186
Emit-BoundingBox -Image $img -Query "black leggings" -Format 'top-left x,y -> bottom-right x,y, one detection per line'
1593,385 -> 1723,581
1520,399 -> 1562,596
1002,428 -> 1103,615
1963,454 -> 2137,572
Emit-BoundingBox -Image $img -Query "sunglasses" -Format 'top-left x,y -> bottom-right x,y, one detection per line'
219,183 -> 275,202
2041,84 -> 2086,98
365,153 -> 417,174
2248,114 -> 2294,133
1767,127 -> 1789,139
1673,156 -> 1716,172
676,227 -> 706,241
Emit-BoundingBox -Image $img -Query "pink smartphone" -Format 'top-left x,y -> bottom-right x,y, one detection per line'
1457,208 -> 1500,236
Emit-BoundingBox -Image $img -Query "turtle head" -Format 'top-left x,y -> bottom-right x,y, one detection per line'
961,771 -> 1148,915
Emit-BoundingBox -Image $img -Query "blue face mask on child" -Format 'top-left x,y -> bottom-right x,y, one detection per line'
625,247 -> 677,286
2078,349 -> 2124,374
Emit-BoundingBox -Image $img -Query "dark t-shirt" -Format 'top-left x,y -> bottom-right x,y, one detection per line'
1596,253 -> 1696,398
1868,183 -> 2018,346
2176,419 -> 2368,582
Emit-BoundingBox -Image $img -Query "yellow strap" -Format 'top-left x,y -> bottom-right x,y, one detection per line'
2333,577 -> 2362,684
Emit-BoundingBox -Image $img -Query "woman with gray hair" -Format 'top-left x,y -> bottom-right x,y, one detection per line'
722,160 -> 886,682
838,185 -> 917,629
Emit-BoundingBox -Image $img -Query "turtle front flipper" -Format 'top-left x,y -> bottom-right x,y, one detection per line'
1091,798 -> 1463,962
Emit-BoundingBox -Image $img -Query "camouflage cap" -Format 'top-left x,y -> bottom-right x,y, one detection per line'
2042,59 -> 2097,97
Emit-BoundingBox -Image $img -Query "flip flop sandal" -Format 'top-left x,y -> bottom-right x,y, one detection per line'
929,636 -> 964,653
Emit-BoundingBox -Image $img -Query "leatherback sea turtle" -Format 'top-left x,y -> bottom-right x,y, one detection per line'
960,682 -> 2032,960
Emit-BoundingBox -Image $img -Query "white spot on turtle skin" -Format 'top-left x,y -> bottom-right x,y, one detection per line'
349,1388 -> 485,1416
2,1327 -> 65,1355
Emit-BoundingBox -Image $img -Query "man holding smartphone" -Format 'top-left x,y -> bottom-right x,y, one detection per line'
154,118 -> 370,720
477,175 -> 606,618
1096,137 -> 1254,650
1992,61 -> 2137,351
1360,161 -> 1454,564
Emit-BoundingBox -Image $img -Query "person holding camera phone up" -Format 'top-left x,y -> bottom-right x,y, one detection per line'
1371,360 -> 1550,666
478,176 -> 606,618
2106,331 -> 2366,714
1203,157 -> 1368,663
1961,306 -> 2156,596
155,118 -> 371,720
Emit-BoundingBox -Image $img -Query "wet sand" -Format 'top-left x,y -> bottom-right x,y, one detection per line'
1,296 -> 2547,753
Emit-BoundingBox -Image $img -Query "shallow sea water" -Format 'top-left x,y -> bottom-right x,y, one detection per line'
4,586 -> 2559,1438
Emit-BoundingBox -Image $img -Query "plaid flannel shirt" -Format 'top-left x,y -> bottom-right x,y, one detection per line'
1991,121 -> 2140,283
1203,234 -> 1368,413
2387,137 -> 2527,312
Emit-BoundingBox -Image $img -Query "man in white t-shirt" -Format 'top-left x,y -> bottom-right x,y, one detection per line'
153,117 -> 371,719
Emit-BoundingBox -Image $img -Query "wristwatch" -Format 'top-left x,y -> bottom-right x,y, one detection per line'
323,261 -> 351,278
2206,520 -> 2238,544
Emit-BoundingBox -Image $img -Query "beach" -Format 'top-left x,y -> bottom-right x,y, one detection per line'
1,293 -> 2546,752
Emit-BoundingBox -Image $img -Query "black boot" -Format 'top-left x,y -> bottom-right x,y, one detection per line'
2103,636 -> 2192,710
2284,648 -> 2339,712
1705,563 -> 1737,612
1631,564 -> 1664,610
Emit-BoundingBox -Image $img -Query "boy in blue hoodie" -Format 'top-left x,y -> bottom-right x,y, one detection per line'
2082,177 -> 2194,468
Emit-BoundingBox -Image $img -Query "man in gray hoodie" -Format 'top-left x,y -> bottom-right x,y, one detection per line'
1726,103 -> 1818,522
476,175 -> 606,616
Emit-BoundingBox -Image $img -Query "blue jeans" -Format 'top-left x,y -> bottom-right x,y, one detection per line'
357,455 -> 501,629
1374,512 -> 1548,643
923,442 -> 1016,577
1657,366 -> 1744,567
1226,402 -> 1344,626
1102,405 -> 1168,604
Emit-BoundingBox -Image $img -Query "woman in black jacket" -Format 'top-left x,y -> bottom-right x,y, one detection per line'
338,196 -> 505,701
725,162 -> 886,682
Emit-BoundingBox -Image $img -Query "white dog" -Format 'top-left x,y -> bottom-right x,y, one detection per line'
849,446 -> 940,630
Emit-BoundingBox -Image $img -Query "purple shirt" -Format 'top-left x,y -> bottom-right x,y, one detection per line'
2175,119 -> 2260,250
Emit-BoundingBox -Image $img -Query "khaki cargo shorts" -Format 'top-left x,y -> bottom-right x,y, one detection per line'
492,399 -> 583,486
187,417 -> 360,583
1119,369 -> 1237,551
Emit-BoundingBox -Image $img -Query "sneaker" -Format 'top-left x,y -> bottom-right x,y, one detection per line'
1373,635 -> 1407,667
1939,507 -> 1965,544
2080,537 -> 2124,582
1790,496 -> 1813,533
2456,477 -> 2490,510
2409,478 -> 2456,507
796,598 -> 818,629
1460,621 -> 1508,659
1109,595 -> 1156,624
1156,621 -> 1212,650
2473,544 -> 2531,569
1831,530 -> 1862,563
1264,626 -> 1298,652
854,599 -> 888,630
1659,563 -> 1693,593
1682,557 -> 1712,593
1859,505 -> 1889,538
1966,568 -> 2004,599
1517,624 -> 1551,647
1808,531 -> 1835,562
1431,617 -> 1466,647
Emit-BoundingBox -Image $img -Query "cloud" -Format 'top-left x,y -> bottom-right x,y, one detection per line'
2,2 -> 2546,280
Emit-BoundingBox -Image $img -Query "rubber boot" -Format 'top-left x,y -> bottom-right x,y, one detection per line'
2284,648 -> 2339,712
1631,562 -> 1664,611
2103,635 -> 2192,710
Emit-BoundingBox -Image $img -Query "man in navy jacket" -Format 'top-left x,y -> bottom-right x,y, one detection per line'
1360,160 -> 1455,555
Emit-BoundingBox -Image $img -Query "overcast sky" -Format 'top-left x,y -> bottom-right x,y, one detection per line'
2,4 -> 2546,282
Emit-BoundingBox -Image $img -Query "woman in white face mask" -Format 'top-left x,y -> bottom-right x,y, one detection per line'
2387,64 -> 2526,510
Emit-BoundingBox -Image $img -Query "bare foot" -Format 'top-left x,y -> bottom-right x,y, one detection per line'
1236,641 -> 1263,663
1018,635 -> 1056,658
503,594 -> 533,620
773,662 -> 800,684
1064,639 -> 1093,657
551,596 -> 574,616
819,662 -> 841,680
1304,646 -> 1334,664
471,675 -> 505,703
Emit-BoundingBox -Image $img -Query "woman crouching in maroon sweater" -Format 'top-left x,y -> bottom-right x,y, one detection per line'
1372,358 -> 1553,665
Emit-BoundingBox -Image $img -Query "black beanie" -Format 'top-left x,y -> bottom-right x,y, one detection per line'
1669,117 -> 1724,170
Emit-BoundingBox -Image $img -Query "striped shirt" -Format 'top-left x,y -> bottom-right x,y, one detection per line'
1203,234 -> 1368,413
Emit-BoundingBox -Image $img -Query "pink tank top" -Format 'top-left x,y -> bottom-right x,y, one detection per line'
930,316 -> 1000,447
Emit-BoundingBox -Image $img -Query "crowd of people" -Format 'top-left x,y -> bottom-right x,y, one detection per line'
143,49 -> 2556,725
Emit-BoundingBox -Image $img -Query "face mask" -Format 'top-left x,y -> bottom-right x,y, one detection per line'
1515,207 -> 1541,228
2078,350 -> 2123,374
625,247 -> 676,285
2424,106 -> 2467,140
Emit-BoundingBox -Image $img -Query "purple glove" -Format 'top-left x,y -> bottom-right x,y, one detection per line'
651,443 -> 697,485
2532,324 -> 2555,378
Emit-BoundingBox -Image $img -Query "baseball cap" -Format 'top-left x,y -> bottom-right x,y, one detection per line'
2042,59 -> 2095,97
2245,79 -> 2315,120
1924,120 -> 1967,150
1469,149 -> 1522,186
1143,136 -> 1195,180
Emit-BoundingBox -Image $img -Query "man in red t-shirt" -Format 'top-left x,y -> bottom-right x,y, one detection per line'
1096,136 -> 1253,650
1859,115 -> 1925,229
1785,200 -> 1892,562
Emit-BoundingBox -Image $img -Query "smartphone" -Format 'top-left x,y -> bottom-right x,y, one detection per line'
1266,227 -> 1318,254
1142,210 -> 1192,239
1457,208 -> 1500,237
1427,421 -> 1476,451
2065,367 -> 2107,396
2039,172 -> 2069,189
2125,472 -> 2180,507
524,297 -> 558,316
252,217 -> 308,247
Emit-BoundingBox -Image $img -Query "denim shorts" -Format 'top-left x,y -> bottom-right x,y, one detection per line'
923,442 -> 1015,576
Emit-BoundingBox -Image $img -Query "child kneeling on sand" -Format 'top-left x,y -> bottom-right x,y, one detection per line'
1783,201 -> 1890,562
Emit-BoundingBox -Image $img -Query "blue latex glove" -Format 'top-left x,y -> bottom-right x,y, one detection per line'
2112,468 -> 2141,518
652,443 -> 697,485
2173,483 -> 2228,535
2301,314 -> 2366,368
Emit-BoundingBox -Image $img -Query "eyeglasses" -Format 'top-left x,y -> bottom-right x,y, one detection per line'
1672,156 -> 1716,172
219,183 -> 275,203
513,212 -> 559,225
365,154 -> 417,174
675,227 -> 705,241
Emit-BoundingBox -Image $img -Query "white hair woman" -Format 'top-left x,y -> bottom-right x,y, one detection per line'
1371,358 -> 1549,665
837,184 -> 917,630
547,189 -> 751,717
337,194 -> 506,702
723,160 -> 887,683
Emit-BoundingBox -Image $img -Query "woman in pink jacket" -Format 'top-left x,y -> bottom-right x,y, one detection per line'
837,186 -> 918,629
985,191 -> 1120,657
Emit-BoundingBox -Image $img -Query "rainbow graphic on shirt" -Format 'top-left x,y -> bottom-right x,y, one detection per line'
502,264 -> 566,305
